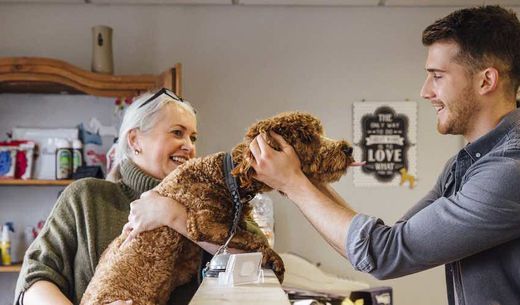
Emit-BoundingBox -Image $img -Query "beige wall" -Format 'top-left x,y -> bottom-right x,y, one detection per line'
0,3 -> 487,305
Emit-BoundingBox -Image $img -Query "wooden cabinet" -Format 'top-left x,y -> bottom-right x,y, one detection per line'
0,57 -> 182,273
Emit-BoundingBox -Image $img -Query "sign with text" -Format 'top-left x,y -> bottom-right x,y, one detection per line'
353,102 -> 417,187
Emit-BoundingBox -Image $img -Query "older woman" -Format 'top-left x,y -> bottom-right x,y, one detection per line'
15,89 -> 254,305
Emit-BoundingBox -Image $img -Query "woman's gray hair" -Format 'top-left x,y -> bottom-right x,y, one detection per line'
106,91 -> 196,181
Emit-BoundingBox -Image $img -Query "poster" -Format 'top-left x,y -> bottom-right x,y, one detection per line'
353,101 -> 417,188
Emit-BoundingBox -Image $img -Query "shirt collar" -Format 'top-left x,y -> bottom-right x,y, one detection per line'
464,108 -> 520,161
119,159 -> 161,200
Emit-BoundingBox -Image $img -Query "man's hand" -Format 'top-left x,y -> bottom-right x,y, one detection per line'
249,132 -> 308,195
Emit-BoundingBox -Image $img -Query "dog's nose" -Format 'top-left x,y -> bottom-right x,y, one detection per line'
342,145 -> 353,156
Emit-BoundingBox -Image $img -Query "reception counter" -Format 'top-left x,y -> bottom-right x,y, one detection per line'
189,270 -> 290,305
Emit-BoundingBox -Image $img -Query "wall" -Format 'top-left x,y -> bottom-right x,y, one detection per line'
0,3 -> 481,305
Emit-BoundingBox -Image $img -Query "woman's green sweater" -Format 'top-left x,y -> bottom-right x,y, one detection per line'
14,160 -> 199,305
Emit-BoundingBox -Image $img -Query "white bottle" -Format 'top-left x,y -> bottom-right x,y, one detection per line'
36,138 -> 58,180
250,194 -> 275,247
91,25 -> 114,74
72,139 -> 83,174
55,138 -> 72,180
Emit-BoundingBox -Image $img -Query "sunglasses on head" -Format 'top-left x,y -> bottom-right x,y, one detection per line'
138,88 -> 192,111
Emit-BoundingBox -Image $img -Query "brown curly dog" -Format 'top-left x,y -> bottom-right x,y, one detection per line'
80,111 -> 355,305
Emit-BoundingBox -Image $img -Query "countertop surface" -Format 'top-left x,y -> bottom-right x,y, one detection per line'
189,269 -> 290,305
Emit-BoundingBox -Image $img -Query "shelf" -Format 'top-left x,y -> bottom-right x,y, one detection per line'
0,57 -> 182,97
0,264 -> 21,273
0,179 -> 74,186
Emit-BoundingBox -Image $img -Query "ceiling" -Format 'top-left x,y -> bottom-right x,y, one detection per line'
1,0 -> 520,6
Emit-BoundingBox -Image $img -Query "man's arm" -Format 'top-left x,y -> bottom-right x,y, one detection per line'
286,178 -> 357,256
249,132 -> 520,280
249,132 -> 358,256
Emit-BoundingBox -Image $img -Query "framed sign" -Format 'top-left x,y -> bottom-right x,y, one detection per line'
353,102 -> 417,188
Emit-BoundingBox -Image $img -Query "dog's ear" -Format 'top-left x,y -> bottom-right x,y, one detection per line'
231,143 -> 256,189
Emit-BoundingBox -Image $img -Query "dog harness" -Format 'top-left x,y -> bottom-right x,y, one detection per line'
223,152 -> 243,238
203,152 -> 248,277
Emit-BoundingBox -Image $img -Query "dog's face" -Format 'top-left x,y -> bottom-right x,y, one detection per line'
310,136 -> 354,183
232,112 -> 355,191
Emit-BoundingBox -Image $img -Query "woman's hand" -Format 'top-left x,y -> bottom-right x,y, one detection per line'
121,190 -> 187,247
121,191 -> 243,255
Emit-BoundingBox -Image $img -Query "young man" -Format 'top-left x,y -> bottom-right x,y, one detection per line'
249,6 -> 520,305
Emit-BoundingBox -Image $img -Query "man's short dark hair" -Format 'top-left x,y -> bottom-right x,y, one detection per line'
422,5 -> 520,96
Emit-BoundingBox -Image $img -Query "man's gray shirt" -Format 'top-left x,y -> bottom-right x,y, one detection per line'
346,108 -> 520,305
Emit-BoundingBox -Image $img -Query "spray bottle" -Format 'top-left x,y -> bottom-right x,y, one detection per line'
0,224 -> 12,266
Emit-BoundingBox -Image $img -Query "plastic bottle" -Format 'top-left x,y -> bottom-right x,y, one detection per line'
250,194 -> 275,247
72,139 -> 83,174
55,138 -> 72,180
5,222 -> 22,264
0,224 -> 12,266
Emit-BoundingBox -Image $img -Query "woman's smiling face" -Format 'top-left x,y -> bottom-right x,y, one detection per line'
131,102 -> 197,179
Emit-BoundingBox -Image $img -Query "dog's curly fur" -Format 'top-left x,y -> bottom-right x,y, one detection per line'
80,112 -> 355,305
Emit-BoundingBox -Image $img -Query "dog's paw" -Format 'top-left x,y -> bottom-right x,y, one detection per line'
262,248 -> 285,283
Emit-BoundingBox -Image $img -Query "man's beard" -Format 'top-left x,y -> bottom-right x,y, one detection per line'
437,84 -> 479,136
